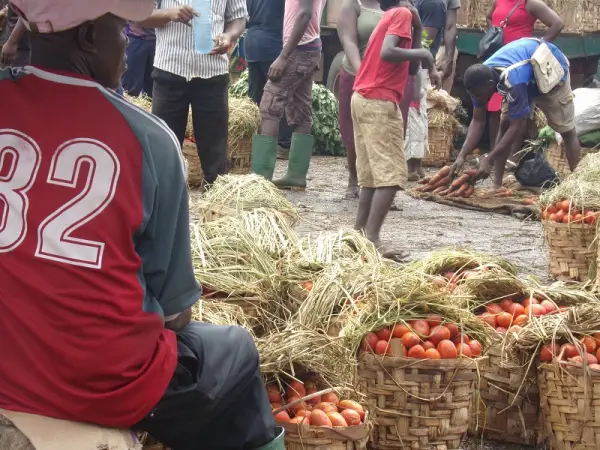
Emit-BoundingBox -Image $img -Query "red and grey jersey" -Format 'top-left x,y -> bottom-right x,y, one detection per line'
0,66 -> 201,427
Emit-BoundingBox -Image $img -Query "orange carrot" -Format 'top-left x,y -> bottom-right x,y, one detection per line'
451,174 -> 470,188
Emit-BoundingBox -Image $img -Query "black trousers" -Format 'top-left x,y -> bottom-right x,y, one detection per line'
152,68 -> 229,184
247,61 -> 293,149
136,322 -> 276,450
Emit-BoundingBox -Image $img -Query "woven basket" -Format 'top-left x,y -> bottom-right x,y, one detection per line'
278,420 -> 370,450
357,352 -> 481,449
469,341 -> 541,445
424,127 -> 453,167
182,139 -> 203,187
228,136 -> 252,175
542,220 -> 597,282
538,362 -> 600,450
545,141 -> 571,179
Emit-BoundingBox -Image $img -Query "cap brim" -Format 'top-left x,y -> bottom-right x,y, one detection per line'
109,0 -> 155,22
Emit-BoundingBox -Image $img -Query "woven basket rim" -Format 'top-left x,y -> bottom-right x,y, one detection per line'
358,351 -> 485,369
276,416 -> 370,441
539,361 -> 600,377
541,220 -> 597,231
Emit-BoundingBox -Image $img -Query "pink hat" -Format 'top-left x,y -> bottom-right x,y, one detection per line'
10,0 -> 155,33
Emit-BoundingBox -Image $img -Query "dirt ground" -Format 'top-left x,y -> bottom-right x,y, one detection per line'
271,156 -> 548,281
190,156 -> 549,449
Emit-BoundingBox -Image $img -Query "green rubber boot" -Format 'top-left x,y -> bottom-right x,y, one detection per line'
251,134 -> 278,180
273,133 -> 314,190
254,427 -> 285,450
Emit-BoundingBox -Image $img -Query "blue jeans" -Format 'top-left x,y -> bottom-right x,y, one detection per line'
121,36 -> 155,97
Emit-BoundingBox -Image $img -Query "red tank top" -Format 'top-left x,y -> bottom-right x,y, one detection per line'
492,0 -> 537,44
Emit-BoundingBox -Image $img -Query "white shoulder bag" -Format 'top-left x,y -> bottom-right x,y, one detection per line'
529,39 -> 567,94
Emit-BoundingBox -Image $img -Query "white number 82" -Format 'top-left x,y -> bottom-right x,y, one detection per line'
0,130 -> 121,269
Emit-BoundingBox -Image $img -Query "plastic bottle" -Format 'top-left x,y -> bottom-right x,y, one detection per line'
192,0 -> 213,54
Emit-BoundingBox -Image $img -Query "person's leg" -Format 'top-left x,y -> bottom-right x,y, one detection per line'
151,68 -> 190,145
121,36 -> 146,96
536,75 -> 581,171
142,39 -> 156,98
338,68 -> 359,197
352,92 -> 375,230
273,49 -> 321,189
135,323 -> 281,450
190,74 -> 230,184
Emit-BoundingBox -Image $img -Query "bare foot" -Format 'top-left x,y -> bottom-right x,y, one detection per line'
371,239 -> 410,262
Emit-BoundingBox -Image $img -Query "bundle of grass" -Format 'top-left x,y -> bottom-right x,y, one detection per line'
192,298 -> 254,331
526,278 -> 600,307
201,208 -> 297,258
257,328 -> 355,392
228,97 -> 260,174
410,248 -> 517,277
451,266 -> 528,310
195,174 -> 299,224
124,93 -> 152,113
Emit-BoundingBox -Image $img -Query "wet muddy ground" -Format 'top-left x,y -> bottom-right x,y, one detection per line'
190,156 -> 549,449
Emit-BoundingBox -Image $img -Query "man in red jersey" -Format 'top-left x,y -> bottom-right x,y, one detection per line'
351,0 -> 439,258
0,1 -> 282,449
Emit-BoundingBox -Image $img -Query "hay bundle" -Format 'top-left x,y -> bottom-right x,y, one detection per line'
201,208 -> 297,257
196,174 -> 299,224
228,97 -> 259,152
190,221 -> 276,297
192,298 -> 254,330
410,248 -> 517,276
452,267 -> 528,309
257,328 -> 355,390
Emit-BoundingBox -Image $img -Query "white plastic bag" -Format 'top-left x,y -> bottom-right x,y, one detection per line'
573,88 -> 600,136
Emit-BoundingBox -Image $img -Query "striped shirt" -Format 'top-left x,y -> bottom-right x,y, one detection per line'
154,0 -> 247,80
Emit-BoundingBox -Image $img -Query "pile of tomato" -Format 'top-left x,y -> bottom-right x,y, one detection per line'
267,380 -> 366,427
541,199 -> 598,224
540,334 -> 600,371
361,316 -> 482,359
477,296 -> 565,334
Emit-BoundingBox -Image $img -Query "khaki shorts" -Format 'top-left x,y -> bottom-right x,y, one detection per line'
501,73 -> 575,133
351,92 -> 407,189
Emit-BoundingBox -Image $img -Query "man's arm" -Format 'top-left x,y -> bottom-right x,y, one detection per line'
137,6 -> 197,28
0,16 -> 25,66
450,106 -> 486,174
476,118 -> 527,179
381,35 -> 433,66
527,0 -> 564,42
338,0 -> 362,73
212,0 -> 248,53
441,7 -> 458,79
268,0 -> 313,81
486,0 -> 497,28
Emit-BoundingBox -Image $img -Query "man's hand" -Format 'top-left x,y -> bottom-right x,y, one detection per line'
211,34 -> 232,54
449,155 -> 465,178
439,57 -> 454,80
0,41 -> 17,66
417,49 -> 435,70
268,55 -> 288,82
165,308 -> 192,332
474,155 -> 492,181
167,5 -> 197,23
429,69 -> 442,90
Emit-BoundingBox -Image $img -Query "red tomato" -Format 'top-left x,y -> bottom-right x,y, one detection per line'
429,326 -> 452,345
559,199 -> 571,212
561,343 -> 580,359
582,336 -> 597,354
468,340 -> 483,356
410,320 -> 430,338
513,314 -> 528,326
540,343 -> 558,362
486,303 -> 504,315
401,332 -> 420,349
525,304 -> 546,317
496,312 -> 513,329
445,323 -> 459,339
522,297 -> 539,308
496,327 -> 508,333
562,214 -> 571,224
375,340 -> 391,355
376,328 -> 391,341
478,312 -> 497,328
585,212 -> 598,225
499,298 -> 514,311
425,348 -> 441,359
361,333 -> 378,352
540,300 -> 558,314
392,323 -> 411,338
555,210 -> 566,222
456,342 -> 472,357
508,303 -> 525,318
407,344 -> 426,359
426,315 -> 442,328
422,340 -> 435,350
437,340 -> 458,359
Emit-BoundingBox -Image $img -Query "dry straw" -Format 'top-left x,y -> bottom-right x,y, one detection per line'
410,248 -> 517,276
197,174 -> 299,224
228,97 -> 260,156
192,298 -> 254,331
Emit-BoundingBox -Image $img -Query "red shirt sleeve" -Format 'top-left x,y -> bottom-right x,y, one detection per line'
386,7 -> 413,40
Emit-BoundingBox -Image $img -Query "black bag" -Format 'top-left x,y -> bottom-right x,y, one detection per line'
478,0 -> 523,60
515,149 -> 559,188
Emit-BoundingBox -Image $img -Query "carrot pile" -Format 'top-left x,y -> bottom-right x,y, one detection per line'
415,166 -> 476,198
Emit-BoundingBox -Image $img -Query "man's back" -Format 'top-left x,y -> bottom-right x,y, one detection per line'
0,66 -> 198,428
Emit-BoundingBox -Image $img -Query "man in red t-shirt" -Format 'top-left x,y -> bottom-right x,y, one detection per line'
0,1 -> 281,449
351,0 -> 439,258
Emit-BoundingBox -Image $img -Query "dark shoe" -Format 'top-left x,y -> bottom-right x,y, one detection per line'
407,171 -> 420,182
251,134 -> 277,180
417,166 -> 425,178
276,146 -> 290,160
253,428 -> 285,450
273,133 -> 313,190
